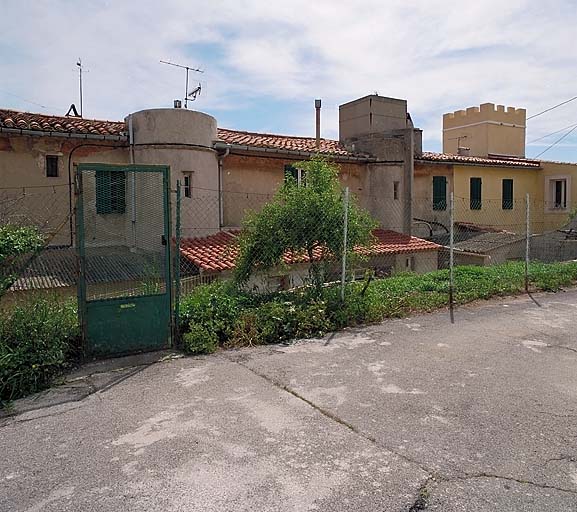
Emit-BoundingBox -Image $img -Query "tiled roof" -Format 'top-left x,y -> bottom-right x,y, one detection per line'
454,231 -> 526,254
180,229 -> 440,273
0,108 -> 126,137
216,128 -> 357,156
417,152 -> 541,168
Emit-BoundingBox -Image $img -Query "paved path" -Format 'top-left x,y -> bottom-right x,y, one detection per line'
2,291 -> 577,511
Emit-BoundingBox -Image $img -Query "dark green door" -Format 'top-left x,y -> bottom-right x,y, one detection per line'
76,164 -> 172,357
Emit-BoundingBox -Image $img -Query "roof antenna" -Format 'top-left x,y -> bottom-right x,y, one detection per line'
76,58 -> 85,117
65,104 -> 80,117
160,60 -> 204,108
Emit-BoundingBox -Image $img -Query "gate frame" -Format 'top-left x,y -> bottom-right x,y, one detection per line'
75,163 -> 173,358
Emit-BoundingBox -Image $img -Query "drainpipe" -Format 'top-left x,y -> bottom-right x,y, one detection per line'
216,144 -> 230,228
128,115 -> 137,251
403,128 -> 414,236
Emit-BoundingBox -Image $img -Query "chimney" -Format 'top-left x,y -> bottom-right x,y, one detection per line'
315,99 -> 321,150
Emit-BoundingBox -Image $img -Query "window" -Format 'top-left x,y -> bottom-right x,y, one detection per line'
45,155 -> 59,177
502,179 -> 513,210
284,164 -> 306,186
393,181 -> 400,200
183,174 -> 192,198
96,171 -> 126,214
432,176 -> 447,210
470,177 -> 482,210
552,179 -> 567,209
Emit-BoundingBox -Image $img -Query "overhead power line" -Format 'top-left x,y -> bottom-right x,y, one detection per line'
533,124 -> 577,158
527,95 -> 577,120
527,121 -> 577,144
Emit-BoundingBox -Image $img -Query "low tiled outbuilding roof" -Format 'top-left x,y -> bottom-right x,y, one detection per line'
417,152 -> 541,168
180,229 -> 440,273
0,109 -> 126,137
216,128 -> 356,156
453,231 -> 527,254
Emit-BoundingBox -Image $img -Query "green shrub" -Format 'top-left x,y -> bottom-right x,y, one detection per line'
0,224 -> 44,294
0,296 -> 79,405
180,281 -> 256,343
182,324 -> 218,355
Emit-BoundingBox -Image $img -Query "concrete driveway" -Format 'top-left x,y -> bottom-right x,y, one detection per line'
2,290 -> 577,511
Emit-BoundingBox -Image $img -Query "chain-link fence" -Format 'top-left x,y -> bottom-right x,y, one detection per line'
4,173 -> 577,327
1,184 -> 75,303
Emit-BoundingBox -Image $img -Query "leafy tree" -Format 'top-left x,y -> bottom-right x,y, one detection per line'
0,224 -> 44,294
234,157 -> 376,291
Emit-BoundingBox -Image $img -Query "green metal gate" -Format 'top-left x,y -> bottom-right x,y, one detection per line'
76,163 -> 172,357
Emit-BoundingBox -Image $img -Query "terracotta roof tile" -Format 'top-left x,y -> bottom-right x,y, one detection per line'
0,109 -> 126,137
417,151 -> 540,168
180,229 -> 440,273
216,128 -> 358,157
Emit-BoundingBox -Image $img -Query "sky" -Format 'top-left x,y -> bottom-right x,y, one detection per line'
1,0 -> 577,162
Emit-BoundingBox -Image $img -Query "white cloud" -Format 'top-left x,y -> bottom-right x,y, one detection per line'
1,0 -> 576,159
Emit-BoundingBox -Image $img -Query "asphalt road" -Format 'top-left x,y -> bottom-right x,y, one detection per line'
2,291 -> 577,511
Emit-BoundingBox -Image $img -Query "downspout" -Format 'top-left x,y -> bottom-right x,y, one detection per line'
216,145 -> 230,228
128,115 -> 137,251
403,128 -> 414,236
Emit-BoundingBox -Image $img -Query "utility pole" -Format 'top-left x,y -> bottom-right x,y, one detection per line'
160,60 -> 204,108
76,59 -> 84,117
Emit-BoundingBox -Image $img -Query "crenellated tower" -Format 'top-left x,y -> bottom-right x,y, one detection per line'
443,103 -> 526,158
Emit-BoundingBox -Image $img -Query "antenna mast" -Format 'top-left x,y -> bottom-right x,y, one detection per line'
76,58 -> 84,117
160,60 -> 204,108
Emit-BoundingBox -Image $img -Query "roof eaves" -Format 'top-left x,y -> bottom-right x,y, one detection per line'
0,125 -> 127,142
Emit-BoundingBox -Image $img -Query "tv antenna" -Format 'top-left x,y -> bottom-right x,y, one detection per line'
76,58 -> 86,117
160,60 -> 204,108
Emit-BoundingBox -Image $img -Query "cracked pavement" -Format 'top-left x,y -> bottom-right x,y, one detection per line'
2,290 -> 577,511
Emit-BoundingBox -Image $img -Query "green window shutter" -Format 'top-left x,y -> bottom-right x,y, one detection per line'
96,171 -> 111,214
432,176 -> 447,210
110,171 -> 126,213
284,164 -> 298,184
502,179 -> 513,210
96,170 -> 126,214
470,177 -> 482,210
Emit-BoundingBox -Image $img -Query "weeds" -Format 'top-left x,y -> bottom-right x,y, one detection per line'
179,261 -> 577,353
0,296 -> 79,405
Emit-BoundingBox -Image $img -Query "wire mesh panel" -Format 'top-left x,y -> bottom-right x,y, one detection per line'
80,168 -> 167,300
77,164 -> 171,356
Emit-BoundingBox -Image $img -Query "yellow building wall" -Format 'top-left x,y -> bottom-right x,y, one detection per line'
539,161 -> 577,232
452,164 -> 541,233
443,103 -> 526,158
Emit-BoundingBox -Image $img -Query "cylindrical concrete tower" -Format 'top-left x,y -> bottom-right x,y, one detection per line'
127,108 -> 220,238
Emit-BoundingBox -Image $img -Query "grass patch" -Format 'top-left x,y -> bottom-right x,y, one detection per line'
179,261 -> 577,353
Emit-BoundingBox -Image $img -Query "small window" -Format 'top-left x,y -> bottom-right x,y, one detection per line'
553,179 -> 567,209
46,155 -> 59,177
470,177 -> 482,210
393,181 -> 400,200
183,174 -> 192,198
284,164 -> 306,186
96,171 -> 126,214
502,179 -> 513,210
432,176 -> 447,211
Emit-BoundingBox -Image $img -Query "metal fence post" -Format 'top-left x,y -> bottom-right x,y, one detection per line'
340,187 -> 349,301
449,192 -> 455,324
174,180 -> 182,342
525,192 -> 530,293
